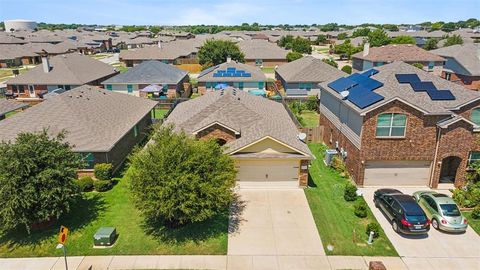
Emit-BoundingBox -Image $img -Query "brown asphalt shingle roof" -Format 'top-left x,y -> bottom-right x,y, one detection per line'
0,86 -> 157,152
237,40 -> 289,60
0,99 -> 28,117
432,44 -> 480,76
275,56 -> 346,83
320,61 -> 480,115
165,88 -> 312,157
6,53 -> 118,85
352,44 -> 444,62
197,61 -> 267,83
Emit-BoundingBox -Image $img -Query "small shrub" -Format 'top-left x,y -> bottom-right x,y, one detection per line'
472,206 -> 480,219
93,180 -> 112,192
331,156 -> 349,178
341,65 -> 352,74
366,222 -> 380,238
76,176 -> 94,192
305,96 -> 318,111
322,58 -> 338,68
411,63 -> 423,69
344,182 -> 358,201
354,200 -> 368,218
452,182 -> 480,208
94,163 -> 113,180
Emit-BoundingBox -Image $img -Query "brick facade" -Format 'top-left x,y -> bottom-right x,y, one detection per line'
299,160 -> 310,187
321,99 -> 480,188
441,71 -> 480,91
196,124 -> 237,143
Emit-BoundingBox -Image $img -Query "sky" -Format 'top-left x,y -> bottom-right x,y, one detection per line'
0,0 -> 479,26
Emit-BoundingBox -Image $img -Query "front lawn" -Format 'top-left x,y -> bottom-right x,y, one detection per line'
0,169 -> 228,257
261,67 -> 275,73
300,110 -> 319,128
151,108 -> 170,119
464,211 -> 480,235
305,144 -> 398,256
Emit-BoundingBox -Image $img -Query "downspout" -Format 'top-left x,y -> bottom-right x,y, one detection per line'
429,127 -> 442,188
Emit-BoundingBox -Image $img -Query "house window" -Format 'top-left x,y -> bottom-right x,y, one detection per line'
162,85 -> 168,92
127,84 -> 133,93
106,84 -> 112,91
65,85 -> 71,90
471,108 -> 480,125
299,83 -> 312,90
428,61 -> 434,70
239,82 -> 244,90
133,124 -> 138,137
81,153 -> 95,169
258,82 -> 264,89
255,59 -> 263,66
376,113 -> 407,137
468,152 -> 480,166
12,85 -> 18,93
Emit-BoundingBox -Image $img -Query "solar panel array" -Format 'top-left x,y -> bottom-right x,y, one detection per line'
395,74 -> 455,101
212,67 -> 252,78
327,68 -> 385,109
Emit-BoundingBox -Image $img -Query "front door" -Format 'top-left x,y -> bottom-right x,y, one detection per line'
28,85 -> 35,97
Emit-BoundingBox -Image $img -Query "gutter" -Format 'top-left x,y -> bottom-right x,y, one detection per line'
429,127 -> 442,188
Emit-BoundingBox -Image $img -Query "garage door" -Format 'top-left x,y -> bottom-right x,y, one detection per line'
236,160 -> 299,187
364,161 -> 431,186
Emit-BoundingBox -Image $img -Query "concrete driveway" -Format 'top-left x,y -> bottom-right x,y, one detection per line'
228,189 -> 325,256
361,187 -> 480,259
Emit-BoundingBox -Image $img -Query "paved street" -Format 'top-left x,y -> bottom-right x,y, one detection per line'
362,187 -> 480,258
228,189 -> 325,256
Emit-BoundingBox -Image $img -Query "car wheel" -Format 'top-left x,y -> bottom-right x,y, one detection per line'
392,220 -> 399,233
432,219 -> 439,230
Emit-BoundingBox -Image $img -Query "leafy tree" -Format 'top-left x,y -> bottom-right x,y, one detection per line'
315,34 -> 327,45
278,36 -> 312,54
424,38 -> 438,50
334,39 -> 363,59
319,23 -> 339,32
322,58 -> 338,68
286,51 -> 303,62
278,35 -> 294,48
352,28 -> 370,37
337,33 -> 348,40
128,125 -> 236,227
198,39 -> 245,68
0,130 -> 82,233
367,29 -> 390,47
390,35 -> 416,45
149,26 -> 162,34
444,34 -> 463,47
441,22 -> 456,32
382,24 -> 399,32
430,21 -> 444,31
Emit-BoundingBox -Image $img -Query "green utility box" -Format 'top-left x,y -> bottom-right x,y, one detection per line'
93,227 -> 116,246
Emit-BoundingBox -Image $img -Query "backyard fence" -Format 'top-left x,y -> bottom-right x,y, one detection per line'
302,126 -> 324,143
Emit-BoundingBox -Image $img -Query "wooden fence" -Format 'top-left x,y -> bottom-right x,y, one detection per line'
302,126 -> 324,143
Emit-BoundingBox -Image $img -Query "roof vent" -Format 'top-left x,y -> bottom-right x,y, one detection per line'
298,133 -> 307,141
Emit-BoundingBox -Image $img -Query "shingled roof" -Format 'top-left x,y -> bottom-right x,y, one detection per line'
0,99 -> 28,117
103,60 -> 188,85
237,40 -> 289,60
352,44 -> 444,62
165,88 -> 312,158
276,56 -> 346,83
6,53 -> 118,85
0,86 -> 157,152
320,61 -> 480,115
432,44 -> 480,76
197,61 -> 266,82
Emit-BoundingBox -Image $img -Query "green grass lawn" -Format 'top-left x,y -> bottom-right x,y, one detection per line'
464,211 -> 480,235
261,67 -> 275,73
300,110 -> 319,128
112,63 -> 129,73
0,67 -> 30,81
305,144 -> 398,256
151,108 -> 170,119
0,170 -> 228,257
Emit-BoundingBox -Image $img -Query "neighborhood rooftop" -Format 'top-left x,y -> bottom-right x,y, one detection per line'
432,43 -> 480,76
0,86 -> 157,152
352,44 -> 445,62
275,56 -> 346,83
197,61 -> 267,82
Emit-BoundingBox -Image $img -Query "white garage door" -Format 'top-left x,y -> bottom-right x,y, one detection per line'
236,160 -> 299,188
364,161 -> 431,186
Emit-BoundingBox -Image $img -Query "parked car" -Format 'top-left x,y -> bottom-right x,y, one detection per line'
374,189 -> 430,235
413,191 -> 468,233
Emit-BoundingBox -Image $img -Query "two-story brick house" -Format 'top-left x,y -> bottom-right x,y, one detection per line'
319,61 -> 480,188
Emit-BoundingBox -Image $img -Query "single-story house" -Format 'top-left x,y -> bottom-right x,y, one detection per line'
275,56 -> 346,97
102,60 -> 189,98
432,44 -> 480,91
164,87 -> 313,188
5,53 -> 118,100
238,40 -> 289,67
0,86 -> 157,173
197,60 -> 267,96
351,44 -> 445,76
319,61 -> 480,188
0,99 -> 28,120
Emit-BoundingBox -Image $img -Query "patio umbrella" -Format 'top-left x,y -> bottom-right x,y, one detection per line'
214,83 -> 229,90
141,84 -> 164,92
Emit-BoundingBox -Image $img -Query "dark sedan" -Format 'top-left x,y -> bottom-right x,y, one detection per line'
374,189 -> 430,235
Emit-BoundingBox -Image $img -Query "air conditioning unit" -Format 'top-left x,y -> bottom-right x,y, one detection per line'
324,149 -> 338,166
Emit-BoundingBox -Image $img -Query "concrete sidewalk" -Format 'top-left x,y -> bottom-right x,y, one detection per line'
2,255 -> 479,270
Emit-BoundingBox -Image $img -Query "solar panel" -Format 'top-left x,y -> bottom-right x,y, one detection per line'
328,77 -> 358,93
346,84 -> 371,101
395,74 -> 420,84
358,77 -> 384,91
348,73 -> 369,83
362,69 -> 379,77
427,90 -> 455,100
410,81 -> 435,92
226,67 -> 236,72
242,73 -> 251,77
349,91 -> 385,109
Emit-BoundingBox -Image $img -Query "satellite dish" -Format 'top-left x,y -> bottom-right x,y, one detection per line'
340,90 -> 349,99
298,133 -> 307,141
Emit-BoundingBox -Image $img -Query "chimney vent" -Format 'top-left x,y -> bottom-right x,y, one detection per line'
226,56 -> 232,63
363,43 -> 370,57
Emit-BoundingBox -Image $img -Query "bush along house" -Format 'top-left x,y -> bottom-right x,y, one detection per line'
319,61 -> 480,188
0,86 -> 157,175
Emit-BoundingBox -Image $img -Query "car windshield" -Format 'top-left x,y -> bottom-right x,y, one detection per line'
405,215 -> 427,223
440,204 -> 461,217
